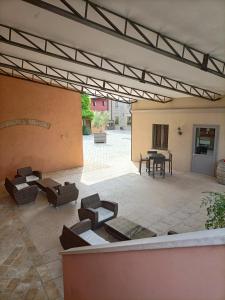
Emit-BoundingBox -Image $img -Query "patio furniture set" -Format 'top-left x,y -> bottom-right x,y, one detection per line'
139,150 -> 172,178
5,167 -> 79,206
60,193 -> 157,249
4,167 -> 176,250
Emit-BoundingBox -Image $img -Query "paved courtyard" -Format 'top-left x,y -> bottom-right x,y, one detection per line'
0,130 -> 224,299
82,129 -> 134,181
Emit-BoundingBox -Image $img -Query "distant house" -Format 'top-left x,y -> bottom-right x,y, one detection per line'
91,98 -> 109,111
91,97 -> 131,129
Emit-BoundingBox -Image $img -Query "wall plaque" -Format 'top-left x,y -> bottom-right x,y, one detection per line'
0,119 -> 51,129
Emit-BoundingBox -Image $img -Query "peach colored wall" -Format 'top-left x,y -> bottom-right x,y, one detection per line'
0,76 -> 83,180
63,245 -> 225,300
131,97 -> 225,171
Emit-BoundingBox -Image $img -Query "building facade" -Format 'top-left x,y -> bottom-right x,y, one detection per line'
91,98 -> 131,129
132,97 -> 225,174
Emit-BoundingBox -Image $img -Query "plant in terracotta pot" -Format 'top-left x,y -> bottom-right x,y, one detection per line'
201,192 -> 225,229
92,111 -> 109,143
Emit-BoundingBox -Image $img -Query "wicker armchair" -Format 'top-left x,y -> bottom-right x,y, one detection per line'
5,177 -> 38,205
46,182 -> 79,207
59,219 -> 109,250
78,193 -> 118,228
17,166 -> 42,183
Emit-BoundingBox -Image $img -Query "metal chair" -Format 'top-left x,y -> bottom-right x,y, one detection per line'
165,151 -> 173,175
147,150 -> 157,154
146,151 -> 158,174
152,156 -> 166,178
139,153 -> 149,175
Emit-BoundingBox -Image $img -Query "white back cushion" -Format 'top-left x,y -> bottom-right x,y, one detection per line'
94,207 -> 114,222
79,230 -> 109,245
26,175 -> 39,182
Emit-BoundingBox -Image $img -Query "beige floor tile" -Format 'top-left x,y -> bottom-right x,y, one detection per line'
1,131 -> 224,299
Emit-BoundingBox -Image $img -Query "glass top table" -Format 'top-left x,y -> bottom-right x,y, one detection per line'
104,216 -> 157,240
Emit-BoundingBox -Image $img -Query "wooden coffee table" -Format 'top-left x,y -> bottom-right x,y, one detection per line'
104,216 -> 156,241
35,178 -> 61,192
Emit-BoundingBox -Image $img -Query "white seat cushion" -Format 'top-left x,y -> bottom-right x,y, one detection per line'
79,230 -> 109,245
15,183 -> 29,190
94,207 -> 114,222
26,175 -> 39,182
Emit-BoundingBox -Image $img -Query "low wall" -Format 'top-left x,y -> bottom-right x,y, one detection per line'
61,229 -> 225,300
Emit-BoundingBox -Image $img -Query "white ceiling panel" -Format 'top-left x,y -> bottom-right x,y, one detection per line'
0,0 -> 225,100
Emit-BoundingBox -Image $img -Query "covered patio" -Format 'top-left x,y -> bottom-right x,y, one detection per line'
0,144 -> 224,299
0,0 -> 225,299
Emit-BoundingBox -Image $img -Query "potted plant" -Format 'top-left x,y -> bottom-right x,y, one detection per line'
201,192 -> 225,229
92,111 -> 109,143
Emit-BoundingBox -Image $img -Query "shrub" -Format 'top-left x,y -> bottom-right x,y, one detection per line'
201,192 -> 225,229
92,111 -> 109,129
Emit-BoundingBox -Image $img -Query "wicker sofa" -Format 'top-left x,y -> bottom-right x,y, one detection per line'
78,193 -> 118,228
17,167 -> 42,183
46,182 -> 79,207
5,176 -> 38,205
60,219 -> 109,250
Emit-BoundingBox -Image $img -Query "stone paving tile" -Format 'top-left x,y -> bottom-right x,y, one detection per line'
43,279 -> 62,300
36,264 -> 52,282
24,287 -> 39,300
3,247 -> 23,266
1,130 -> 225,299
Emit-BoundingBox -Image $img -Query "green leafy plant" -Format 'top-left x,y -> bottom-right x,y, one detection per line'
81,94 -> 94,121
92,111 -> 109,130
201,192 -> 225,229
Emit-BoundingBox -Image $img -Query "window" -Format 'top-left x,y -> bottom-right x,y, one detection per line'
152,124 -> 169,150
194,127 -> 215,155
115,116 -> 119,125
93,101 -> 96,106
102,100 -> 105,106
115,102 -> 119,108
127,116 -> 131,125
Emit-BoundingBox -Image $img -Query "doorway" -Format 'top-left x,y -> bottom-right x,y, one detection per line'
191,125 -> 219,176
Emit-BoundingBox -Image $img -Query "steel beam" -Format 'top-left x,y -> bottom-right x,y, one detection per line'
21,0 -> 225,79
0,24 -> 221,101
0,67 -> 134,104
0,53 -> 172,103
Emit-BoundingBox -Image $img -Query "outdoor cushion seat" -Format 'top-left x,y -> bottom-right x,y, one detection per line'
26,175 -> 40,182
79,230 -> 109,245
46,181 -> 79,207
93,207 -> 114,222
59,219 -> 108,250
15,183 -> 30,190
5,176 -> 38,205
17,167 -> 42,183
78,193 -> 118,228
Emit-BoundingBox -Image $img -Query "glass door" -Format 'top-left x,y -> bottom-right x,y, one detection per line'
191,125 -> 219,176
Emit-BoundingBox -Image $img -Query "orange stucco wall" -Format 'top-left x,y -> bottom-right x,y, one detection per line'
62,245 -> 225,300
0,76 -> 83,180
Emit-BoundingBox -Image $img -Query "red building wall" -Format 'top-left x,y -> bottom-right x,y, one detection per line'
91,98 -> 109,111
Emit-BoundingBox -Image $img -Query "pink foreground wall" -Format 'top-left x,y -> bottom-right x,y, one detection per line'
63,245 -> 225,300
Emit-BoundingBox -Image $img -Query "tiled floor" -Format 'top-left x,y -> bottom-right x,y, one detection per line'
1,130 -> 224,299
